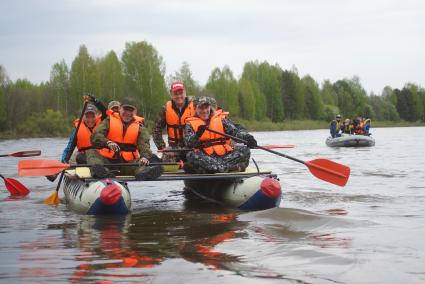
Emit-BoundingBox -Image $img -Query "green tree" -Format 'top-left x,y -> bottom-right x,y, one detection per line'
332,76 -> 368,118
49,60 -> 70,115
0,65 -> 9,130
368,94 -> 399,121
205,66 -> 239,116
302,75 -> 323,119
281,69 -> 303,119
121,41 -> 168,120
97,51 -> 125,103
394,84 -> 423,121
69,45 -> 99,115
238,78 -> 256,120
241,61 -> 283,121
320,80 -> 337,105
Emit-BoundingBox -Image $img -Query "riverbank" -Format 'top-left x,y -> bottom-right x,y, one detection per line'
235,119 -> 425,132
1,120 -> 424,140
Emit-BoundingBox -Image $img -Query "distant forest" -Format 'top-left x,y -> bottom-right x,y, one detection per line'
1,40 -> 424,137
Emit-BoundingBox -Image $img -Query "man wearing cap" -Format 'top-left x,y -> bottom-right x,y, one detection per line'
330,114 -> 342,138
341,118 -> 354,134
86,96 -> 163,180
152,81 -> 195,161
60,95 -> 110,165
183,96 -> 257,174
107,100 -> 120,115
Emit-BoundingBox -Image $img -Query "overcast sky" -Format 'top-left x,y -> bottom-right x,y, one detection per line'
1,0 -> 424,93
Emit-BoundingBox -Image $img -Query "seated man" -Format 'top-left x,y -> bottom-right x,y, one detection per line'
86,97 -> 163,180
363,118 -> 371,135
183,96 -> 257,174
353,117 -> 365,135
330,114 -> 342,138
341,118 -> 353,134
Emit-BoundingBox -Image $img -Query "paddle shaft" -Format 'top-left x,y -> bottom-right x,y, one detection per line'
0,150 -> 41,158
205,127 -> 305,165
68,162 -> 180,168
55,102 -> 89,194
205,127 -> 350,186
159,145 -> 294,152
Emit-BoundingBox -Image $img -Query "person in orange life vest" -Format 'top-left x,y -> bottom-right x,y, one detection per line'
183,96 -> 257,174
60,95 -> 111,164
86,97 -> 163,180
152,81 -> 195,162
107,100 -> 121,115
59,104 -> 101,165
353,117 -> 365,135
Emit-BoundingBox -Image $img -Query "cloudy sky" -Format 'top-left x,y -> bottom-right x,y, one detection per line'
1,0 -> 424,93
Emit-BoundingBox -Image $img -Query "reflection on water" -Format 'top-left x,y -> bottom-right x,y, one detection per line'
17,206 -> 248,282
2,128 -> 425,283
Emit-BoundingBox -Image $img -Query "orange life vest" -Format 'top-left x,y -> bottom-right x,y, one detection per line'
73,116 -> 101,153
186,112 -> 233,156
97,113 -> 145,161
106,109 -> 117,116
355,121 -> 365,135
165,100 -> 195,146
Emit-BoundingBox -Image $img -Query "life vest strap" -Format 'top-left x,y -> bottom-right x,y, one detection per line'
198,138 -> 228,148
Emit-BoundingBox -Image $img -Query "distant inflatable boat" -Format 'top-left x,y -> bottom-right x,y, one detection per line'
326,134 -> 375,147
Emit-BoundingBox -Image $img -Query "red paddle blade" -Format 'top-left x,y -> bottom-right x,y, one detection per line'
9,150 -> 41,157
18,160 -> 70,176
3,177 -> 30,196
305,159 -> 350,187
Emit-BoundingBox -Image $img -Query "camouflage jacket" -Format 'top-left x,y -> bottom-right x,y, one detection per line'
184,116 -> 252,149
152,97 -> 192,150
90,117 -> 152,159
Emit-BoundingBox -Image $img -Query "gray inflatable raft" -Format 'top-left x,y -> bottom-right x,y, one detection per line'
326,134 -> 375,147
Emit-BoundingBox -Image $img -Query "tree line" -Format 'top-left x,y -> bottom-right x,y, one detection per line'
1,40 -> 424,137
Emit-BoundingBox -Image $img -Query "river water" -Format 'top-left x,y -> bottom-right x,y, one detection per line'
1,127 -> 424,283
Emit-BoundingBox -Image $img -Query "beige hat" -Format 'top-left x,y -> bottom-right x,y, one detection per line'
108,100 -> 120,109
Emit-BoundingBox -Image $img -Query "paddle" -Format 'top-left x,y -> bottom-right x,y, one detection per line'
0,174 -> 30,196
19,160 -> 184,177
158,144 -> 295,153
0,150 -> 41,158
44,102 -> 88,205
204,127 -> 350,187
0,150 -> 37,196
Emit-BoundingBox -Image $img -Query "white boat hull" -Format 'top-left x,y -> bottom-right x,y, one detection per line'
184,175 -> 282,211
326,134 -> 375,147
63,171 -> 131,215
62,168 -> 281,214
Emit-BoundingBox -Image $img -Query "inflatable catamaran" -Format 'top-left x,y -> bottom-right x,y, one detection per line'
62,167 -> 282,215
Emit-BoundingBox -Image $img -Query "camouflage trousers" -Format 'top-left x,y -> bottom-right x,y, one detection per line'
86,149 -> 144,176
161,147 -> 187,163
184,146 -> 251,174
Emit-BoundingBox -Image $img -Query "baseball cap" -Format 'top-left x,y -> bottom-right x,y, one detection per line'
108,100 -> 120,110
170,81 -> 185,93
120,97 -> 138,111
84,104 -> 97,114
194,96 -> 211,107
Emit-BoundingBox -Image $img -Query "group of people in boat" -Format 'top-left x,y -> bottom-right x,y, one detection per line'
59,81 -> 258,180
330,114 -> 371,138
